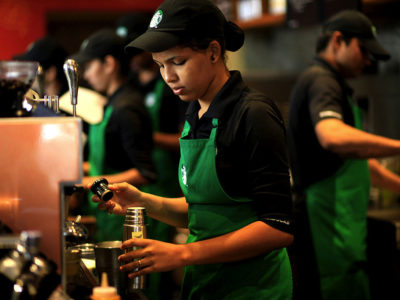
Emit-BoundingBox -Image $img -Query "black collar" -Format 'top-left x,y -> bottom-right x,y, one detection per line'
185,70 -> 247,122
313,56 -> 354,96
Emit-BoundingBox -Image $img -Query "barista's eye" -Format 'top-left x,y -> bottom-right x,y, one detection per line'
173,59 -> 186,66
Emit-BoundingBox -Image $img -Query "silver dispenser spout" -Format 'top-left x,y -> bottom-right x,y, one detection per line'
36,64 -> 45,98
63,59 -> 79,117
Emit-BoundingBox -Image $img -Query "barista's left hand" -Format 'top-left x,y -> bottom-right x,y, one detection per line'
118,238 -> 187,277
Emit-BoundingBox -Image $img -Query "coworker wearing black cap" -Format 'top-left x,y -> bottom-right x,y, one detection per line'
93,0 -> 294,299
16,36 -> 69,98
76,28 -> 156,242
116,13 -> 187,300
288,10 -> 400,300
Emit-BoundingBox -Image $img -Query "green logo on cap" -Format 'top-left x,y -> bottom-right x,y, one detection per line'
150,10 -> 163,28
371,25 -> 377,37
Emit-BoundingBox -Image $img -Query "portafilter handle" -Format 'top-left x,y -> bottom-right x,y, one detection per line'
63,59 -> 79,117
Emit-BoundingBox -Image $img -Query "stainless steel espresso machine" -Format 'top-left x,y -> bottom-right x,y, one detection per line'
0,60 -> 83,299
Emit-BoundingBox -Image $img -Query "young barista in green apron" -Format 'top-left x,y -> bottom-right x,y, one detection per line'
74,29 -> 156,242
91,0 -> 294,298
288,10 -> 400,300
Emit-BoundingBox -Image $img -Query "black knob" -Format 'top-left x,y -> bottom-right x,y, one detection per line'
90,178 -> 113,201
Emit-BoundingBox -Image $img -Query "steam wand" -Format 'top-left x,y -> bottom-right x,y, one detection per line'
63,59 -> 79,117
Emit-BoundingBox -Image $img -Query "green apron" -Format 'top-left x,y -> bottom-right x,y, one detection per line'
305,97 -> 370,300
87,105 -> 125,242
178,118 -> 292,300
141,79 -> 181,300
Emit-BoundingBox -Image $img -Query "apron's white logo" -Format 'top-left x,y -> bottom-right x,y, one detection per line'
150,10 -> 163,28
145,92 -> 155,108
181,165 -> 187,186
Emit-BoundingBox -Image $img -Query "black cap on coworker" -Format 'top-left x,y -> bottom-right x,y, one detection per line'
323,10 -> 390,61
125,0 -> 244,53
74,28 -> 126,64
16,37 -> 67,70
116,13 -> 151,43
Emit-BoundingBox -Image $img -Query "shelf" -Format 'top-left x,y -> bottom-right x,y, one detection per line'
235,13 -> 285,29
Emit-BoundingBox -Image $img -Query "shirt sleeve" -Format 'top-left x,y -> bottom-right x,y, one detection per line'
309,74 -> 345,126
218,97 -> 293,234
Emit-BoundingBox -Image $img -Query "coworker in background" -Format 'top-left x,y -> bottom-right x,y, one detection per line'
287,10 -> 400,300
16,36 -> 68,98
75,28 -> 156,242
15,36 -> 68,117
93,0 -> 293,299
116,13 -> 187,300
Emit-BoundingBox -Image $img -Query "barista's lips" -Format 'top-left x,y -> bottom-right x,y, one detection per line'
172,87 -> 184,95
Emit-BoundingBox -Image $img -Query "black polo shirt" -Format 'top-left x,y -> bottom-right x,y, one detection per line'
184,71 -> 292,234
288,57 -> 355,192
104,83 -> 156,182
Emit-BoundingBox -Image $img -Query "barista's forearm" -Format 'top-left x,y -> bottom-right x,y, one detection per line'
140,193 -> 188,228
181,221 -> 292,266
369,159 -> 400,194
316,119 -> 400,158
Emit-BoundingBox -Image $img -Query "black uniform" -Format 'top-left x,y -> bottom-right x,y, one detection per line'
288,57 -> 355,192
185,71 -> 292,233
287,57 -> 358,300
104,83 -> 156,181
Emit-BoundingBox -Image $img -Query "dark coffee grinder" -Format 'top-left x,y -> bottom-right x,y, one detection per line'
0,61 -> 39,117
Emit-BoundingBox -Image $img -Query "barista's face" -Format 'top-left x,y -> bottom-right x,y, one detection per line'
336,37 -> 371,78
83,58 -> 110,94
152,46 -> 216,102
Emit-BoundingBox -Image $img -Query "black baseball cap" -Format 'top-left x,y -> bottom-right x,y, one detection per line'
74,28 -> 126,64
15,36 -> 68,70
323,10 -> 390,61
125,0 -> 244,53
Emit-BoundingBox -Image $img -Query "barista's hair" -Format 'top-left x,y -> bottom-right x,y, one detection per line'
180,36 -> 227,62
316,31 -> 353,53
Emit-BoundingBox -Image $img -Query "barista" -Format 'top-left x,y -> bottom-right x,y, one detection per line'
93,0 -> 293,298
288,10 -> 400,300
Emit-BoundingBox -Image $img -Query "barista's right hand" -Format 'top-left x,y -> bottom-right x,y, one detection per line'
91,182 -> 144,216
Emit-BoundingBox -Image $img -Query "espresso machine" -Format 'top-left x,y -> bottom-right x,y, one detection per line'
0,60 -> 83,298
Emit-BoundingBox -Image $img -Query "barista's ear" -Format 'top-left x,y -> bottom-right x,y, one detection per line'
103,55 -> 118,72
209,41 -> 221,63
331,31 -> 343,53
45,65 -> 57,82
332,31 -> 343,44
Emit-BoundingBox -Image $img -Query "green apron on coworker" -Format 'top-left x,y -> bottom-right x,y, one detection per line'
141,79 -> 181,300
178,118 -> 292,300
87,105 -> 125,242
305,96 -> 370,300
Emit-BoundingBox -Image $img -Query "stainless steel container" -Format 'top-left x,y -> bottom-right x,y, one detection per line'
122,207 -> 146,292
94,241 -> 125,296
